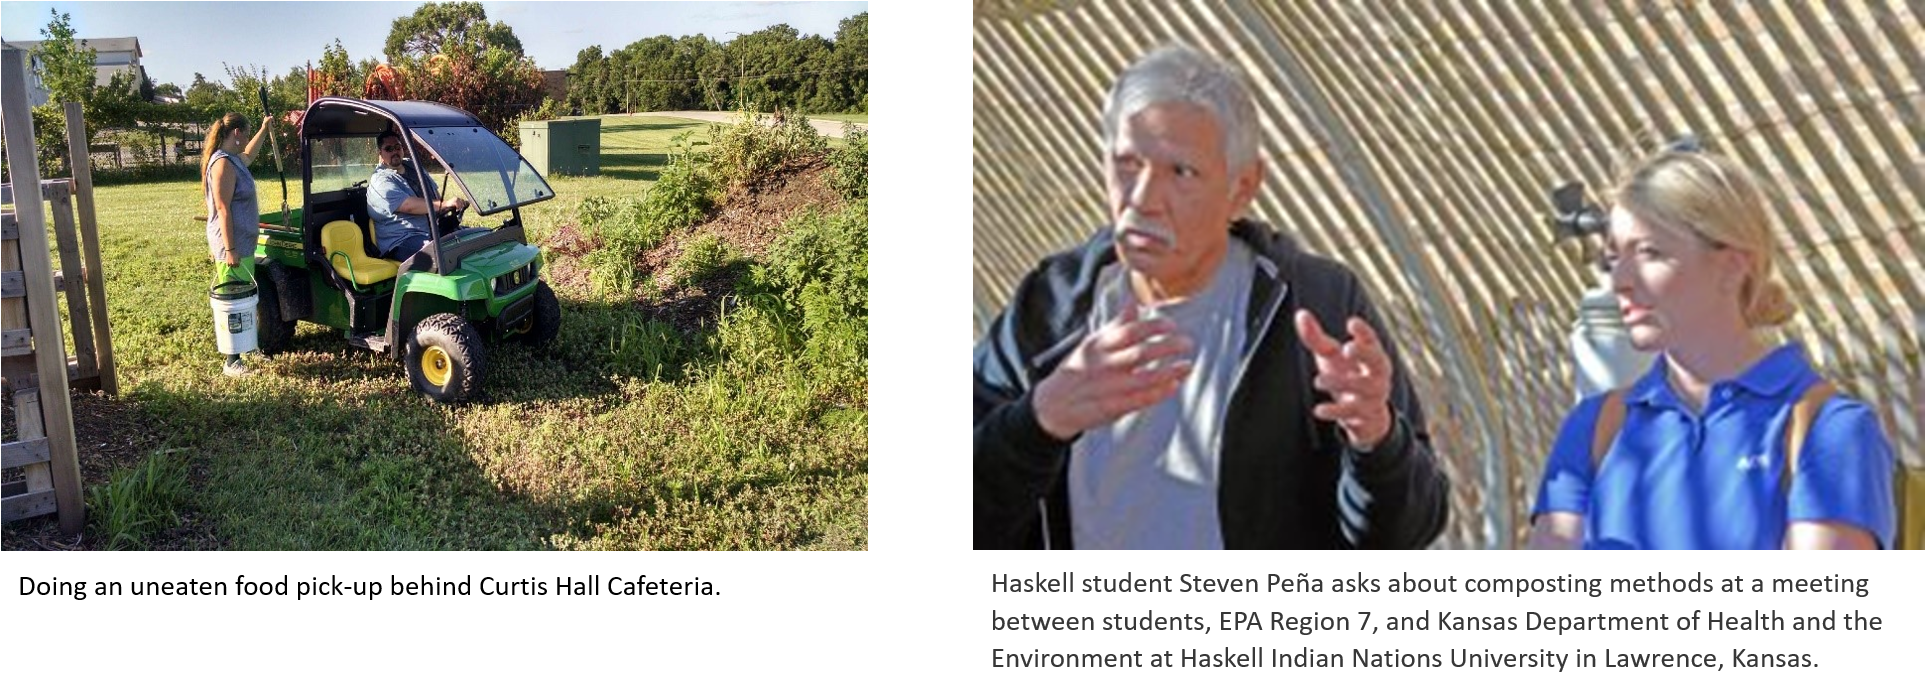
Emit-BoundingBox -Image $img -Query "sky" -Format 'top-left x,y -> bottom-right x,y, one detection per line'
0,1 -> 867,87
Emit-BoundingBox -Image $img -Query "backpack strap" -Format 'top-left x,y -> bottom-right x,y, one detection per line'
1780,380 -> 1836,498
1590,389 -> 1629,470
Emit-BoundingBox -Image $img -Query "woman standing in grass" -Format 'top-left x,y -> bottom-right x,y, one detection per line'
201,112 -> 269,376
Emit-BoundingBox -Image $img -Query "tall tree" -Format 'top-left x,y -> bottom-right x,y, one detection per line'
727,24 -> 805,110
184,72 -> 227,108
384,1 -> 524,62
311,40 -> 361,98
31,9 -> 98,103
272,65 -> 309,107
566,45 -> 607,115
831,13 -> 867,112
790,34 -> 835,113
693,35 -> 731,111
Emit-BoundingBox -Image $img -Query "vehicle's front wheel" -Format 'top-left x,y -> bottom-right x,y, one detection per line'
517,282 -> 561,347
406,313 -> 485,403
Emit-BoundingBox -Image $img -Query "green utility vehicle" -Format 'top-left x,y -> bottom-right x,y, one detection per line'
253,97 -> 560,403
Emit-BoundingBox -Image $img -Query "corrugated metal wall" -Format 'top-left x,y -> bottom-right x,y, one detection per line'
972,0 -> 1924,548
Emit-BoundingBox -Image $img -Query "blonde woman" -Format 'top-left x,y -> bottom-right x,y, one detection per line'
1529,149 -> 1896,550
201,112 -> 269,376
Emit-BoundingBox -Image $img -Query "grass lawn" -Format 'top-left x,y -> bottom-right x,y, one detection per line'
26,114 -> 866,550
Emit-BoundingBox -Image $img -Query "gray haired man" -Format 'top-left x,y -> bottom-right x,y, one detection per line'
973,45 -> 1448,549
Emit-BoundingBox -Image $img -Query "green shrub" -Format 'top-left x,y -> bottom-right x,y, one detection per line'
609,317 -> 691,380
574,195 -> 623,230
92,162 -> 204,186
578,196 -> 658,294
27,103 -> 73,179
640,133 -> 717,231
668,233 -> 734,288
503,97 -> 565,149
706,106 -> 827,191
758,203 -> 868,316
712,292 -> 804,373
828,124 -> 867,201
748,203 -> 868,389
578,134 -> 718,294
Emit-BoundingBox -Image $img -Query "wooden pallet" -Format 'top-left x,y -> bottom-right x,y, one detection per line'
1,48 -> 93,534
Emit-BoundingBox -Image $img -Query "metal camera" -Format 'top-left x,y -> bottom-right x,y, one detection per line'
1550,181 -> 1609,242
1548,135 -> 1704,263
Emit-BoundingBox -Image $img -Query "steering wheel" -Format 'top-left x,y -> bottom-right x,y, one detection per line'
435,204 -> 464,237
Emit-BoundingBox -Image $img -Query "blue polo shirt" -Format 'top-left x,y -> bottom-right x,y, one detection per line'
1533,343 -> 1896,549
368,161 -> 439,256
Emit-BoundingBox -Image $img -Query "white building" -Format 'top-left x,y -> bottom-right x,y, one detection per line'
1,37 -> 146,106
0,42 -> 52,106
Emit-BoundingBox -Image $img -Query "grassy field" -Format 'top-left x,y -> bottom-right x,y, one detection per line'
12,114 -> 866,550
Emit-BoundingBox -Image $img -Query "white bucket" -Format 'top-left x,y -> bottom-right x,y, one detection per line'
210,280 -> 259,355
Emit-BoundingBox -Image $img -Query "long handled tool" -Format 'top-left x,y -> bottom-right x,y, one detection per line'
257,84 -> 290,224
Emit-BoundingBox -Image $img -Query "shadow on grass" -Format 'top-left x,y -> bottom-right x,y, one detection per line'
124,376 -> 560,550
601,121 -> 696,135
594,152 -> 668,182
478,294 -> 731,404
95,284 -> 861,550
256,292 -> 725,407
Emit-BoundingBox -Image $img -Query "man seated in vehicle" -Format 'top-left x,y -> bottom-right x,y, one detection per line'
368,129 -> 469,267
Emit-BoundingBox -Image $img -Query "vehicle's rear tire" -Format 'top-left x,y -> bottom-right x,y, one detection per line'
254,263 -> 297,355
406,313 -> 485,403
517,282 -> 561,347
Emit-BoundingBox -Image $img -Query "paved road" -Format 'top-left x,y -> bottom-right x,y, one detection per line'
634,111 -> 866,139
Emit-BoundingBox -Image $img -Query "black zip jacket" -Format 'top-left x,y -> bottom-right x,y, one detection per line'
973,220 -> 1449,549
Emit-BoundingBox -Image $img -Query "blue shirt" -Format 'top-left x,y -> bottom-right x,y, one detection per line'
1533,343 -> 1896,549
367,161 -> 439,256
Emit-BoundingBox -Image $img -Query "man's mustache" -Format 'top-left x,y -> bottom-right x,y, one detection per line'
1117,208 -> 1176,247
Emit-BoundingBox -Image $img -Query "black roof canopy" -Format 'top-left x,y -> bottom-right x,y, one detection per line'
301,97 -> 483,137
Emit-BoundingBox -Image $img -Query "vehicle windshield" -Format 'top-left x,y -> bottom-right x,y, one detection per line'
309,136 -> 381,194
409,126 -> 554,215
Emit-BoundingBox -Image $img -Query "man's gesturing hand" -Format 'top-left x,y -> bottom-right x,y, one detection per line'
1295,310 -> 1394,451
1032,304 -> 1195,441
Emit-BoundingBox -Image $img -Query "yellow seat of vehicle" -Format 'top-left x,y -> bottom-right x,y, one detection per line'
321,219 -> 399,285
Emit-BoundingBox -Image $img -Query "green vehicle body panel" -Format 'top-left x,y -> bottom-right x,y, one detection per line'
258,207 -> 543,338
309,270 -> 353,329
259,208 -> 306,267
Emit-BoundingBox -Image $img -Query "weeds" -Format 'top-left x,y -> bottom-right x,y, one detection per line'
668,233 -> 734,288
707,105 -> 827,191
828,124 -> 868,201
85,451 -> 188,550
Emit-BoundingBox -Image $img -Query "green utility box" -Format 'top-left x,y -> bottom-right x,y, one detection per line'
518,118 -> 601,176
